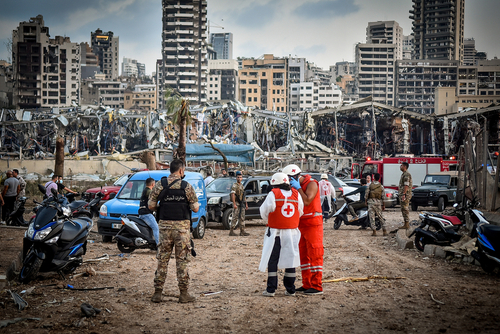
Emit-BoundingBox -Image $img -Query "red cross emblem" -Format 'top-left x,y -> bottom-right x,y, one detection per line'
292,169 -> 296,173
283,178 -> 287,182
281,203 -> 295,218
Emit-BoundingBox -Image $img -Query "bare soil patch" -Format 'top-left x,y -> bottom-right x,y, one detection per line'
1,207 -> 499,333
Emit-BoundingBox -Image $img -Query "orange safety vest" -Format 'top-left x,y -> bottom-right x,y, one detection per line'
300,175 -> 322,226
268,188 -> 300,229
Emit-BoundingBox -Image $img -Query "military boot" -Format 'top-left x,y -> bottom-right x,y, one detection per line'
240,229 -> 250,236
229,229 -> 237,236
382,228 -> 388,236
371,230 -> 377,236
401,222 -> 410,229
179,290 -> 196,303
151,288 -> 163,303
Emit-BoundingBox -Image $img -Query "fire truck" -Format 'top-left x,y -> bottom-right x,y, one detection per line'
351,156 -> 458,190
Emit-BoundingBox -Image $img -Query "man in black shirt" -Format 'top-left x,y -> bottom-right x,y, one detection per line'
139,178 -> 160,245
343,178 -> 368,221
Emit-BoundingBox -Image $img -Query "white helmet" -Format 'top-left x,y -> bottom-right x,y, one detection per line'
321,174 -> 328,179
283,164 -> 301,176
271,172 -> 290,186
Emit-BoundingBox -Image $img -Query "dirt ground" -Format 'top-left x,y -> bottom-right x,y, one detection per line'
1,207 -> 500,334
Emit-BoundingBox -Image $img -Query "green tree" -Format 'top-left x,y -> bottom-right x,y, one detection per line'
164,87 -> 191,164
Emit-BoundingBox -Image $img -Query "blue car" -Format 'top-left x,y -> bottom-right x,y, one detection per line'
97,170 -> 207,241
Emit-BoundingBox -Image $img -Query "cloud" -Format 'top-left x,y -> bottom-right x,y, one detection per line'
293,44 -> 327,56
292,0 -> 359,19
222,1 -> 279,29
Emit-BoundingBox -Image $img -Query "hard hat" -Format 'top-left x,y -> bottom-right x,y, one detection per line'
283,164 -> 301,176
271,172 -> 290,186
321,174 -> 328,179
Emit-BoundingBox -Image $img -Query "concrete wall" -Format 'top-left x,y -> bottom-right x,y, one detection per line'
0,159 -> 147,177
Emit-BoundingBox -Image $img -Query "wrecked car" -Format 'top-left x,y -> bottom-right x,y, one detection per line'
206,176 -> 271,229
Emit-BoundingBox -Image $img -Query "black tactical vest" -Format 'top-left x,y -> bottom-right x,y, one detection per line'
157,177 -> 190,220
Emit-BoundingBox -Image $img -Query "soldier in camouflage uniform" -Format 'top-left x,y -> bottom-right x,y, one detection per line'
399,162 -> 413,229
229,171 -> 250,236
148,159 -> 200,303
365,173 -> 386,236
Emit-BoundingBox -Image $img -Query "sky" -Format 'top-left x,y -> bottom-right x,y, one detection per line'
1,0 -> 499,76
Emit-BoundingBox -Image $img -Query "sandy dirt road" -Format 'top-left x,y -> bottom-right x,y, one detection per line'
1,207 -> 499,333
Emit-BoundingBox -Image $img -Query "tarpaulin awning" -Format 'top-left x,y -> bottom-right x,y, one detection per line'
181,144 -> 255,164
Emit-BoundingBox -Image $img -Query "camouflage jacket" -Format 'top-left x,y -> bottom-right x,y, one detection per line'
148,174 -> 199,229
230,182 -> 245,205
399,171 -> 413,196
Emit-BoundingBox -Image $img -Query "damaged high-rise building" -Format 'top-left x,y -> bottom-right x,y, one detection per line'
158,0 -> 208,109
12,15 -> 80,109
91,29 -> 119,80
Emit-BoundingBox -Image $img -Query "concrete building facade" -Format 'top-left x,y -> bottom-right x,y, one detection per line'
81,79 -> 125,109
12,15 -> 80,109
91,29 -> 119,80
124,84 -> 156,111
238,54 -> 287,111
403,35 -> 414,60
207,59 -> 238,101
159,0 -> 208,109
410,0 -> 465,63
290,80 -> 342,112
209,32 -> 233,60
0,60 -> 13,108
80,42 -> 100,80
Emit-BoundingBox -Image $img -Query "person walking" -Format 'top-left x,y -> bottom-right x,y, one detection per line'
139,177 -> 160,246
318,174 -> 335,222
259,173 -> 303,297
283,164 -> 324,295
12,169 -> 26,198
148,159 -> 200,303
229,171 -> 249,236
2,171 -> 20,222
365,173 -> 386,236
399,162 -> 413,229
44,175 -> 59,198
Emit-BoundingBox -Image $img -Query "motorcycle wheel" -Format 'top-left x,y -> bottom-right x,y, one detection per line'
117,241 -> 135,253
375,220 -> 382,231
333,219 -> 342,230
414,234 -> 430,252
19,253 -> 43,284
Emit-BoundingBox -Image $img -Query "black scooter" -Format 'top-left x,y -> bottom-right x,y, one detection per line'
114,216 -> 157,253
332,198 -> 381,230
6,197 -> 29,227
472,223 -> 500,274
19,185 -> 93,283
66,192 -> 103,219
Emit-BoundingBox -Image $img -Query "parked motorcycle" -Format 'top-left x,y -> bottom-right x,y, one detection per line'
19,185 -> 93,283
114,216 -> 157,253
66,192 -> 103,219
410,200 -> 490,251
332,199 -> 381,230
471,223 -> 500,274
6,197 -> 29,227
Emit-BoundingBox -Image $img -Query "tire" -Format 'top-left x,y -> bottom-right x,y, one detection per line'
333,218 -> 342,230
102,235 -> 113,243
117,241 -> 135,253
437,197 -> 446,212
192,217 -> 206,239
414,233 -> 430,252
19,253 -> 43,284
222,208 -> 237,230
411,201 -> 418,211
375,219 -> 382,230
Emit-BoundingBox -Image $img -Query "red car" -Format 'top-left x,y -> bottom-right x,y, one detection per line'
83,173 -> 133,210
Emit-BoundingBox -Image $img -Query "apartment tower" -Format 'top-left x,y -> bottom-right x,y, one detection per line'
210,32 -> 233,60
159,0 -> 208,109
91,29 -> 119,80
410,0 -> 465,63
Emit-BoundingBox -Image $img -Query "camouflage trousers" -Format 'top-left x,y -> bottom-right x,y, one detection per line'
367,198 -> 385,230
154,226 -> 191,291
230,205 -> 246,231
400,197 -> 411,223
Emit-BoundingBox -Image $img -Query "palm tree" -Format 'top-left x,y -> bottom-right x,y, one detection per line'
164,87 -> 191,164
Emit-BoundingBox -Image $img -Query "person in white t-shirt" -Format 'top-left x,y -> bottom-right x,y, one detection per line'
318,174 -> 336,222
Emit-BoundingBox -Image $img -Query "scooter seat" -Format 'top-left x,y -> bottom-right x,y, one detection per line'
68,200 -> 87,211
439,214 -> 462,226
61,220 -> 85,241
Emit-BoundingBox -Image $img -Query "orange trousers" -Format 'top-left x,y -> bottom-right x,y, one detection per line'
298,220 -> 324,291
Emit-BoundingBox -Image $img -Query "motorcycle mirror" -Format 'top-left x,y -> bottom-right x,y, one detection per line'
38,184 -> 47,194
